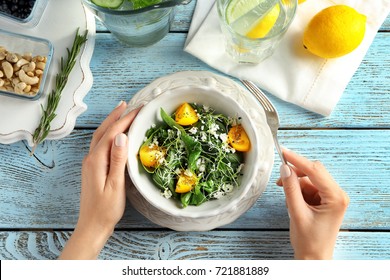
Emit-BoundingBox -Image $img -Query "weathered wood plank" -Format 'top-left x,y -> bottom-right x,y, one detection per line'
1,230 -> 389,260
77,32 -> 390,128
0,129 -> 389,229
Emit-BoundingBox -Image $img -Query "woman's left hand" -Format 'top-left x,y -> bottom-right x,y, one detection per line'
59,102 -> 141,259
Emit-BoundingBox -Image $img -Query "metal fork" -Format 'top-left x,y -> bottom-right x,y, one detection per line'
241,80 -> 287,165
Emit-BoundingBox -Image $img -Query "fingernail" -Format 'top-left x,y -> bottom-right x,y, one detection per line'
115,133 -> 127,147
115,100 -> 124,109
280,164 -> 291,179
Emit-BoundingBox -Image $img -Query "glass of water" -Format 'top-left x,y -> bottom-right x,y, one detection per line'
217,0 -> 297,63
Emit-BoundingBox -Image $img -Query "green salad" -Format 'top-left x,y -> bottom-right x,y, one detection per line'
138,103 -> 251,208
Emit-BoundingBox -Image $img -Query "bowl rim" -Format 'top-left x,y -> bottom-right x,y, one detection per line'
127,84 -> 261,219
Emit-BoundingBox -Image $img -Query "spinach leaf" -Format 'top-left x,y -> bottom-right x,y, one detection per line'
160,108 -> 202,171
180,192 -> 192,208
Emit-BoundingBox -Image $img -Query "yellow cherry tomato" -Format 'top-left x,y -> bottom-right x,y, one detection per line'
175,103 -> 199,126
139,145 -> 165,168
228,125 -> 251,152
175,171 -> 198,193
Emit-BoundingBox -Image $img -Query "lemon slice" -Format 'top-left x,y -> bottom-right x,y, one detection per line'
226,0 -> 281,38
246,3 -> 280,38
226,0 -> 265,24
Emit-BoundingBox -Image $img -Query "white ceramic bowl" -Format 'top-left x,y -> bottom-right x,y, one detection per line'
126,71 -> 274,231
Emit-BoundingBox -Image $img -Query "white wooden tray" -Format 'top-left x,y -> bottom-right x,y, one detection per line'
0,0 -> 95,146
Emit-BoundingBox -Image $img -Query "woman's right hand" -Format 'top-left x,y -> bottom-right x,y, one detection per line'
277,148 -> 350,259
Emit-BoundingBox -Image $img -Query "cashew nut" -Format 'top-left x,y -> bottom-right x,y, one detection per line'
36,62 -> 46,71
2,61 -> 13,79
22,61 -> 36,72
24,84 -> 32,93
14,82 -> 27,94
26,71 -> 35,77
0,70 -> 3,78
6,53 -> 18,63
16,58 -> 29,68
31,86 -> 39,93
22,52 -> 32,61
19,69 -> 39,85
12,77 -> 21,85
0,79 -> 4,87
35,56 -> 45,62
0,51 -> 6,61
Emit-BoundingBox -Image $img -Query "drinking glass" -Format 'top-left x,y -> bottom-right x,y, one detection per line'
217,0 -> 297,63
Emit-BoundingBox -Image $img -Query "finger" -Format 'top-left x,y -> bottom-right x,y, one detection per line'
276,165 -> 307,186
299,177 -> 321,206
106,133 -> 128,189
280,164 -> 306,218
90,101 -> 127,152
93,107 -> 142,161
282,148 -> 338,193
291,165 -> 307,177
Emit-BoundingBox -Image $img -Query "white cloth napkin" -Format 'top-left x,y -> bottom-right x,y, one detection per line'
184,0 -> 390,116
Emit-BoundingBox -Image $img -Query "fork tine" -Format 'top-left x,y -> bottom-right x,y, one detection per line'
242,80 -> 274,112
254,90 -> 272,111
241,79 -> 286,165
246,81 -> 272,108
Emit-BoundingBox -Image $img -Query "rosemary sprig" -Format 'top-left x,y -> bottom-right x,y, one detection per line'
30,29 -> 88,155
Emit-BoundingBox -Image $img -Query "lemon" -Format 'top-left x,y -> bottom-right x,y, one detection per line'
298,0 -> 306,4
246,3 -> 280,38
303,5 -> 367,58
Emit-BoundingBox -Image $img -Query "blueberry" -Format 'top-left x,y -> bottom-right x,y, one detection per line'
0,0 -> 36,19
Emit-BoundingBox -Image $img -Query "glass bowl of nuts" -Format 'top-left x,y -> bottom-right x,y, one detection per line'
0,29 -> 53,100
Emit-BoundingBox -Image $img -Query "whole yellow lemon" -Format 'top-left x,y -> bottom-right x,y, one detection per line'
303,5 -> 367,58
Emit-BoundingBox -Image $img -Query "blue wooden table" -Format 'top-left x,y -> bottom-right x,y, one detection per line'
0,1 -> 389,260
